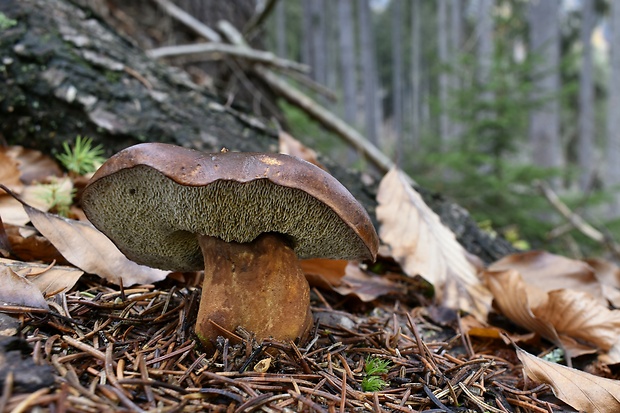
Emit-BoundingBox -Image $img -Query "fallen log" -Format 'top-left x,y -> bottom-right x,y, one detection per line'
0,0 -> 516,263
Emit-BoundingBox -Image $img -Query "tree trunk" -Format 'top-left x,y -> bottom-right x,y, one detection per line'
577,0 -> 595,192
338,0 -> 357,128
475,0 -> 496,170
606,0 -> 620,216
275,0 -> 286,58
437,0 -> 451,153
301,0 -> 312,67
391,0 -> 404,159
449,0 -> 463,140
0,0 -> 516,264
410,0 -> 422,148
357,0 -> 380,145
310,0 -> 327,85
527,0 -> 563,189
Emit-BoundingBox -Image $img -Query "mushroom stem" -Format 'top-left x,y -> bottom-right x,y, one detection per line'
195,232 -> 313,349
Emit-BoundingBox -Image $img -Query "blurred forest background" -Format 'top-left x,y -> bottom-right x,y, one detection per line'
257,0 -> 620,256
61,0 -> 620,257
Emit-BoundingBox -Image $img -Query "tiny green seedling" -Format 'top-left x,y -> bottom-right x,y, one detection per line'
361,356 -> 390,392
33,178 -> 75,217
56,135 -> 106,175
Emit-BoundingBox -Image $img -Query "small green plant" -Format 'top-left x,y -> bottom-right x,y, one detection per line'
361,357 -> 390,392
35,179 -> 76,217
0,12 -> 17,31
56,135 -> 106,175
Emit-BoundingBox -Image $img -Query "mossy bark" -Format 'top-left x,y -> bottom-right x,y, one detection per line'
0,0 -> 277,156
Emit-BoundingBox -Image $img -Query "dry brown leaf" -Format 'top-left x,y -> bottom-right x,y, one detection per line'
300,258 -> 348,289
278,130 -> 325,169
584,258 -> 620,307
489,251 -> 605,305
3,223 -> 69,264
0,196 -> 34,226
0,150 -> 23,194
517,347 -> 620,413
1,258 -> 82,298
5,145 -> 63,184
376,168 -> 491,320
459,314 -> 504,340
485,269 -> 620,361
0,265 -> 49,309
484,269 -> 561,345
540,290 -> 620,360
333,262 -> 402,302
23,203 -> 169,286
0,180 -> 57,226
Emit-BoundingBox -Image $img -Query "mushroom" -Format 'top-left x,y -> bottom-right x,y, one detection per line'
81,143 -> 378,348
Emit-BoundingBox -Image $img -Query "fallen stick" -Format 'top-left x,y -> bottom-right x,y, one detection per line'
535,179 -> 620,257
151,0 -> 221,42
147,42 -> 310,74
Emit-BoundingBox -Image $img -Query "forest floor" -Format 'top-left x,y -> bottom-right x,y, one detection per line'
1,271 -> 575,413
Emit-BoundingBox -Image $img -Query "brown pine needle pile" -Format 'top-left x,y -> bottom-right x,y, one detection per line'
1,277 -> 565,413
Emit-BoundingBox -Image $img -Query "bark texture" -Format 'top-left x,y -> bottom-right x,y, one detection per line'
0,0 -> 276,156
0,0 -> 516,264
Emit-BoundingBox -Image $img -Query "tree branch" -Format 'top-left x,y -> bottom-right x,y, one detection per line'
147,42 -> 310,73
150,0 -> 222,43
535,179 -> 620,256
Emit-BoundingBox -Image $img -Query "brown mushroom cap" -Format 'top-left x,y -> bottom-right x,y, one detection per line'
82,143 -> 378,271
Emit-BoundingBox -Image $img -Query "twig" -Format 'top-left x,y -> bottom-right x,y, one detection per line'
62,335 -> 110,366
242,0 -> 279,39
274,68 -> 338,102
8,387 -> 49,413
150,0 -> 221,42
147,42 -> 309,73
535,179 -> 620,256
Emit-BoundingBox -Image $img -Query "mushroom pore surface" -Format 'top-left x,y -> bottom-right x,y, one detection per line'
83,165 -> 371,271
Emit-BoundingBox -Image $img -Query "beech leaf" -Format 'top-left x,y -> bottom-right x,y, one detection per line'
584,258 -> 620,307
517,347 -> 620,413
5,145 -> 63,185
300,258 -> 348,289
376,168 -> 491,320
1,258 -> 83,298
0,265 -> 49,309
278,130 -> 325,169
485,269 -> 620,362
484,269 -> 560,343
23,203 -> 169,286
333,262 -> 402,302
0,150 -> 23,193
489,251 -> 605,305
